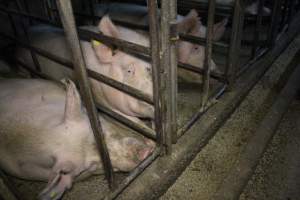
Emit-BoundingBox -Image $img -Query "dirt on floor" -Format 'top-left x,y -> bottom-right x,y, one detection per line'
161,57 -> 300,200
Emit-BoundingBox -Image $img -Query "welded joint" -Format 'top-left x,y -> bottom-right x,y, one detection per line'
169,21 -> 179,43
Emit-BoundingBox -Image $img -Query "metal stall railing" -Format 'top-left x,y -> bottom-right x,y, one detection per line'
0,0 -> 298,199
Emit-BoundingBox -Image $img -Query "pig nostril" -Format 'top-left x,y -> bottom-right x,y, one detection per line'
138,148 -> 152,161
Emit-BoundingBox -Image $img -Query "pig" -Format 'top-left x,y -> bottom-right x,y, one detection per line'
0,78 -> 155,200
90,4 -> 227,81
17,13 -> 218,123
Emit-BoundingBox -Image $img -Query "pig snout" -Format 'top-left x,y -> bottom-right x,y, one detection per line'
137,139 -> 155,161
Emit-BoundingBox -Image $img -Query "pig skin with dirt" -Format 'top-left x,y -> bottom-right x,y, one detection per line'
0,78 -> 155,200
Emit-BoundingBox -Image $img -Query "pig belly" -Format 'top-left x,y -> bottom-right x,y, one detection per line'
0,79 -> 64,181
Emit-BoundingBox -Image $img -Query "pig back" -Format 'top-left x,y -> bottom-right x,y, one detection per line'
16,25 -> 75,81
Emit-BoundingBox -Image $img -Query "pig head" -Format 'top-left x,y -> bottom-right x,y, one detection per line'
0,78 -> 154,200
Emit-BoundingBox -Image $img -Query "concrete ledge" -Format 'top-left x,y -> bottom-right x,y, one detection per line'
116,12 -> 300,200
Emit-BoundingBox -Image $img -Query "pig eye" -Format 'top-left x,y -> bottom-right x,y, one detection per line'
146,67 -> 151,72
194,46 -> 199,50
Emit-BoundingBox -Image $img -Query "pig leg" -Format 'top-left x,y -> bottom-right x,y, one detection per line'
38,161 -> 76,200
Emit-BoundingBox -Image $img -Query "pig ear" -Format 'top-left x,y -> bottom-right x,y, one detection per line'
213,18 -> 228,41
61,79 -> 83,122
93,16 -> 120,63
177,9 -> 201,34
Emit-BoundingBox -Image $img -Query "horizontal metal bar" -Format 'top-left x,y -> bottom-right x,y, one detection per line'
95,102 -> 156,140
44,6 -> 230,50
179,33 -> 229,49
178,61 -> 227,83
0,32 -> 153,105
0,6 -> 151,57
177,84 -> 227,138
15,58 -> 156,140
104,147 -> 160,200
0,5 -> 228,84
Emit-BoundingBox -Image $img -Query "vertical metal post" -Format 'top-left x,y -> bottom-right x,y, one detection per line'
201,0 -> 215,110
251,0 -> 265,58
148,0 -> 163,150
160,0 -> 175,154
268,0 -> 282,47
169,0 -> 178,144
56,0 -> 115,189
225,0 -> 244,88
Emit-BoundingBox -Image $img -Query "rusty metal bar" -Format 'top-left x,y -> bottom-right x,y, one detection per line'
251,0 -> 265,58
200,0 -> 216,110
177,84 -> 227,138
14,55 -> 156,141
55,0 -> 115,189
179,33 -> 229,49
95,102 -> 156,140
148,0 -> 163,149
169,0 -> 178,144
104,147 -> 160,200
0,5 -> 227,83
160,0 -> 173,154
0,32 -> 153,105
0,6 -> 151,56
225,0 -> 244,87
178,61 -> 227,83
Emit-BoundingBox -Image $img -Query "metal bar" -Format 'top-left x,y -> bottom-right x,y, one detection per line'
42,6 -> 229,50
177,84 -> 227,138
178,61 -> 227,83
95,102 -> 156,140
201,0 -> 216,110
169,0 -> 178,144
55,0 -> 115,189
212,63 -> 300,200
160,0 -> 173,154
236,47 -> 268,78
225,0 -> 244,87
14,55 -> 156,140
0,6 -> 151,56
251,0 -> 265,58
0,32 -> 153,105
104,148 -> 160,200
0,5 -> 228,83
148,0 -> 163,149
179,33 -> 229,49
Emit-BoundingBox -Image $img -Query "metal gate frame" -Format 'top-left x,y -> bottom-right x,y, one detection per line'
0,0 -> 298,199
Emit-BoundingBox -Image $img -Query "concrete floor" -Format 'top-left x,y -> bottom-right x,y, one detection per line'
161,58 -> 300,200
